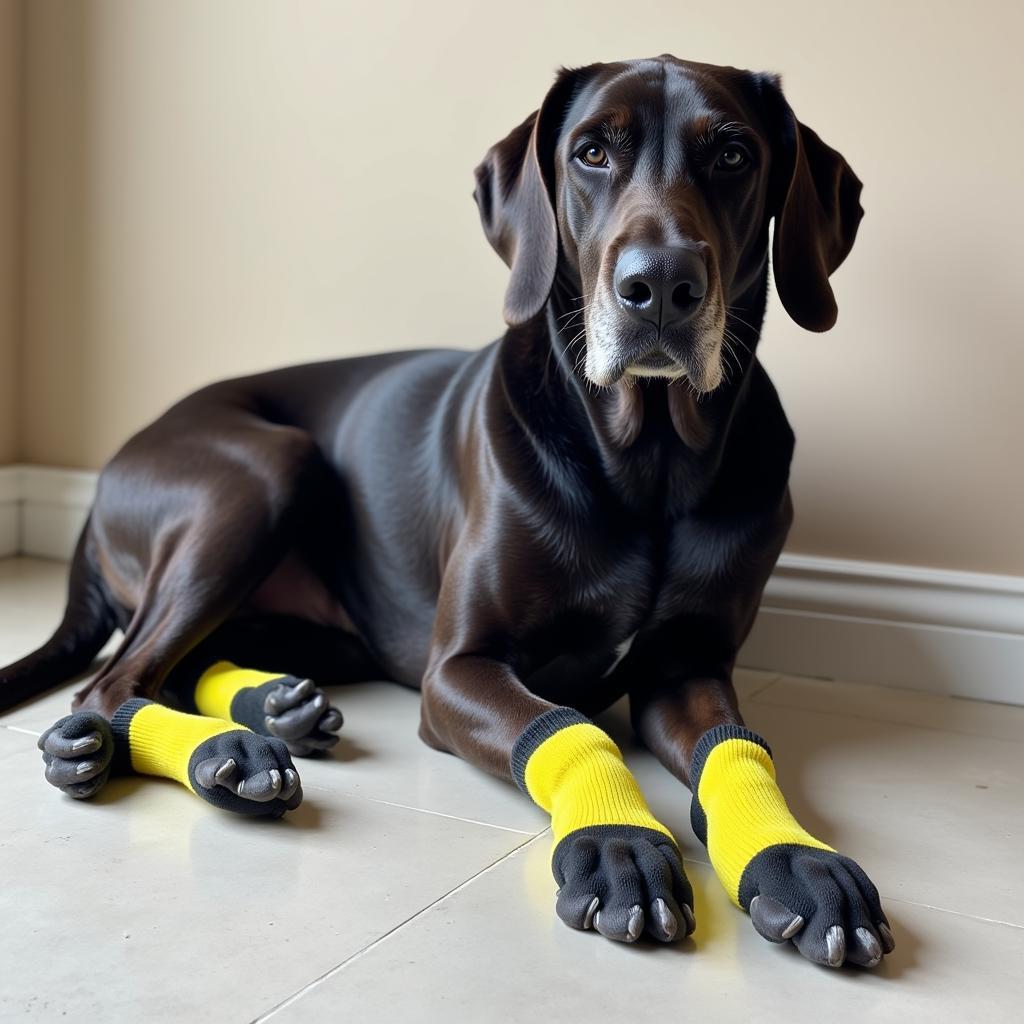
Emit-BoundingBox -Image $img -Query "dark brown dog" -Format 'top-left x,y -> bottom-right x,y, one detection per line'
1,56 -> 884,966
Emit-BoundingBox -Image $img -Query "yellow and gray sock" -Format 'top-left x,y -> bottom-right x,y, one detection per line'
110,698 -> 302,817
512,707 -> 694,944
690,724 -> 894,966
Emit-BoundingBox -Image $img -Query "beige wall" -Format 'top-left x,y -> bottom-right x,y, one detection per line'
0,0 -> 21,464
17,0 -> 1024,575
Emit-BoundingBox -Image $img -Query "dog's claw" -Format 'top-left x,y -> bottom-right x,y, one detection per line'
680,903 -> 696,936
824,925 -> 846,967
750,894 -> 805,942
627,905 -> 644,941
71,734 -> 102,754
878,921 -> 896,953
236,768 -> 282,802
850,927 -> 883,968
651,897 -> 677,941
583,896 -> 599,929
265,678 -> 315,714
280,767 -> 300,802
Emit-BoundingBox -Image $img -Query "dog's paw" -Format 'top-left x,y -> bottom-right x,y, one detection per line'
190,730 -> 303,818
38,711 -> 115,799
552,825 -> 695,944
256,676 -> 343,757
743,846 -> 894,968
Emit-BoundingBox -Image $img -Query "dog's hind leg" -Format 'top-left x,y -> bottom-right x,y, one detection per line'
38,421 -> 333,816
161,617 -> 378,757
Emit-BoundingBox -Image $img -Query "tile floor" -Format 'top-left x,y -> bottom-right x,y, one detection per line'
0,557 -> 1021,1022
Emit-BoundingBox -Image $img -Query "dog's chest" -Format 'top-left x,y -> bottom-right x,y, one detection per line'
594,514 -> 767,644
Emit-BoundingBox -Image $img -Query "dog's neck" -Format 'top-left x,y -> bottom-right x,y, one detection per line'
502,266 -> 770,511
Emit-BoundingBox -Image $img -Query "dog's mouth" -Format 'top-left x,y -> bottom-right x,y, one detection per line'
627,350 -> 678,375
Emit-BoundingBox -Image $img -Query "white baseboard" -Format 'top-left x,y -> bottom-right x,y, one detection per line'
0,467 -> 20,557
741,554 -> 1024,705
2,465 -> 96,560
1,465 -> 1021,704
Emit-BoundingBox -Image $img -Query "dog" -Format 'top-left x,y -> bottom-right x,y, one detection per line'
0,55 -> 892,968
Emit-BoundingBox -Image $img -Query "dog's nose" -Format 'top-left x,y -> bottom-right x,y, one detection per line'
613,246 -> 708,328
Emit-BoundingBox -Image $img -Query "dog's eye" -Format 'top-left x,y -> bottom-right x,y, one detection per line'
578,145 -> 609,168
715,145 -> 750,172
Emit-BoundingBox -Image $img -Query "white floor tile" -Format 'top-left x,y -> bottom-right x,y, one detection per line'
752,674 -> 1024,743
2,556 -> 1022,1022
0,727 -> 531,1022
600,693 -> 1024,926
266,833 -> 1024,1024
276,681 -> 550,834
0,558 -> 546,834
0,558 -> 71,651
2,680 -> 551,837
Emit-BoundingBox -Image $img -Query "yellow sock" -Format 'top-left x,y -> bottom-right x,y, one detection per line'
194,661 -> 284,723
509,712 -> 671,847
116,700 -> 239,790
110,698 -> 301,817
515,715 -> 673,846
511,707 -> 693,941
690,725 -> 832,907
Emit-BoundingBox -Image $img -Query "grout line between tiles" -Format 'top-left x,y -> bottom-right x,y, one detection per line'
880,893 -> 1024,932
249,830 -> 549,1023
292,780 -> 545,837
349,794 -> 540,835
739,674 -> 784,701
1,724 -> 40,737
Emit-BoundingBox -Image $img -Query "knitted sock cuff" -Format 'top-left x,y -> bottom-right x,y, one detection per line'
109,697 -> 153,774
689,724 -> 771,792
510,706 -> 591,794
689,725 -> 771,846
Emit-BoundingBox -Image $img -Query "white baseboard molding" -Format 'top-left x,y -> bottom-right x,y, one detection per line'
0,467 -> 20,558
1,465 -> 1021,704
1,465 -> 96,561
739,554 -> 1024,704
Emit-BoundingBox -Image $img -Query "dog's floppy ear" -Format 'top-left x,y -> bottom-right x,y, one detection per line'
755,73 -> 864,332
474,68 -> 586,326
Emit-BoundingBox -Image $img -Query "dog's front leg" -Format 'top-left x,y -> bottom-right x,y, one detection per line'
631,675 -> 895,968
420,650 -> 695,944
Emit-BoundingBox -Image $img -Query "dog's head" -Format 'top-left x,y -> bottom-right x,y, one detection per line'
474,56 -> 863,391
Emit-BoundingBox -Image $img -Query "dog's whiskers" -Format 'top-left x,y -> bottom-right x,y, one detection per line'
555,299 -> 586,323
549,324 -> 589,385
557,305 -> 590,335
725,306 -> 759,338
